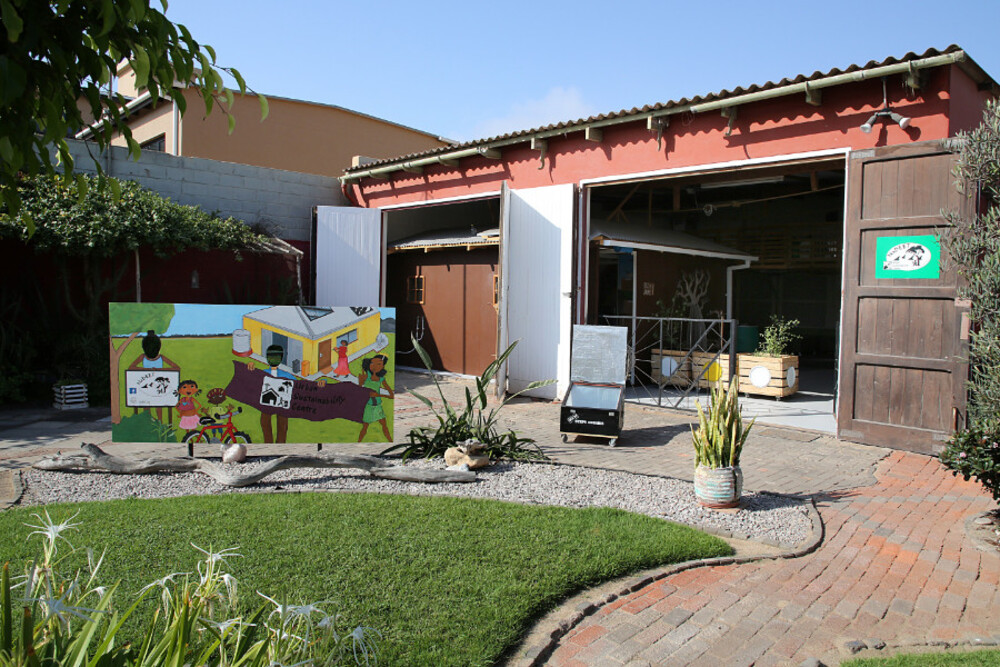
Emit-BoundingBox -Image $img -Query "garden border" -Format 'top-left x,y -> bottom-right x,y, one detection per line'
503,496 -> 824,667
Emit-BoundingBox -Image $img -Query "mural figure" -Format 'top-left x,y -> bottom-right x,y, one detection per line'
127,329 -> 180,421
181,387 -> 251,448
176,380 -> 206,432
130,330 -> 178,370
357,354 -> 394,442
249,343 -> 300,443
335,338 -> 351,377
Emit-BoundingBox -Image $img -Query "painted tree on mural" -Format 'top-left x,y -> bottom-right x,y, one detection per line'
0,0 -> 267,229
940,98 -> 1000,502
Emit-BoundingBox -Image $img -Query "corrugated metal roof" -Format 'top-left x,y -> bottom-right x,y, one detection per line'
344,46 -> 988,176
590,220 -> 754,261
389,227 -> 500,250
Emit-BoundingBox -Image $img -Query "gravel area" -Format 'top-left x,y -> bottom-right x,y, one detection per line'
19,458 -> 814,547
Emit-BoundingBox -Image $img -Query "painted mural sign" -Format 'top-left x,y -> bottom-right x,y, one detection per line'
109,303 -> 395,447
874,235 -> 940,279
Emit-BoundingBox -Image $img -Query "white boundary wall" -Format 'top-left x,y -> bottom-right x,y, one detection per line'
65,138 -> 346,242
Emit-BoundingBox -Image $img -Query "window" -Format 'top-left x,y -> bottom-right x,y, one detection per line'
407,275 -> 425,304
336,329 -> 359,345
141,134 -> 166,152
493,274 -> 500,309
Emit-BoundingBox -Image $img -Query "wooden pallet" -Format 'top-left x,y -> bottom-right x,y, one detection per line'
737,353 -> 799,397
691,352 -> 733,388
650,349 -> 692,387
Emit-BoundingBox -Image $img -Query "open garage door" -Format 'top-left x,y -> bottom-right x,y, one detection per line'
313,206 -> 383,306
838,141 -> 968,453
501,184 -> 575,399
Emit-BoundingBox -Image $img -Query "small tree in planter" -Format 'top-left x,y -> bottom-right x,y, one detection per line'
738,315 -> 801,398
692,376 -> 754,508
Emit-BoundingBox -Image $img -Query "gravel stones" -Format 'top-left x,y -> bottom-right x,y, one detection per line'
20,458 -> 813,547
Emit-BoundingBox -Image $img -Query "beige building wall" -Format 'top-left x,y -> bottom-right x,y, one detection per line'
109,64 -> 449,177
110,102 -> 176,152
179,91 -> 447,177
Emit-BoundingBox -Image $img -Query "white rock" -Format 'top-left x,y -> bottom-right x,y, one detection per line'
221,444 -> 247,464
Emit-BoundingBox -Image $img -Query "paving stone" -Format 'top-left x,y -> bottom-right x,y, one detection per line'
6,387 -> 996,667
662,607 -> 693,627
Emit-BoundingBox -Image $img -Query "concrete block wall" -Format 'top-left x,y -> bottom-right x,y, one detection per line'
66,139 -> 347,242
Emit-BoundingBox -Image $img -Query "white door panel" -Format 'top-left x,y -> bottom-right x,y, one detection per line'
314,206 -> 382,306
505,184 -> 575,399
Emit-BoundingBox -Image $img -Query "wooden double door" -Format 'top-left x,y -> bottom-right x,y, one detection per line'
838,141 -> 970,453
388,247 -> 498,376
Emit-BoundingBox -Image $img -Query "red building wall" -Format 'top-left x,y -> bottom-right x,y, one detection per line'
348,65 -> 985,209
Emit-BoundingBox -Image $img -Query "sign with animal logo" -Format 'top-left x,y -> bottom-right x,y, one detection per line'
125,370 -> 180,407
874,235 -> 940,279
109,303 -> 396,448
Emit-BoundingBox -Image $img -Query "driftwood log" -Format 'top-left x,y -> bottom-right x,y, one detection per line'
32,443 -> 476,487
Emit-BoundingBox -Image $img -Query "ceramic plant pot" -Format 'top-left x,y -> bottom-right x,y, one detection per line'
694,464 -> 743,509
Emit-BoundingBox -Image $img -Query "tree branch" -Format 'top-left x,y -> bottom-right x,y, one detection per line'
33,443 -> 477,487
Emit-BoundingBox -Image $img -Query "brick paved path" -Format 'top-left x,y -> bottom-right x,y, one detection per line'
542,451 -> 999,666
1,371 -> 887,498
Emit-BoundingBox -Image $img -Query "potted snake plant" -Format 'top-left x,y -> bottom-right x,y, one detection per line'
691,376 -> 754,508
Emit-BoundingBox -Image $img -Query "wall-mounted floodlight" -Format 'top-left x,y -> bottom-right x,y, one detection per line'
861,77 -> 912,133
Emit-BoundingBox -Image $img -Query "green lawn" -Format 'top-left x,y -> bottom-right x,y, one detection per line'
114,333 -> 396,445
843,650 -> 1000,666
0,493 -> 730,666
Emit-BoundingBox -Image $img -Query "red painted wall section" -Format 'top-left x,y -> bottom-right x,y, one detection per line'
947,64 -> 993,135
351,67 -> 963,209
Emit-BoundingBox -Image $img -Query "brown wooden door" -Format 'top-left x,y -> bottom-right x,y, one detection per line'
838,141 -> 968,453
318,339 -> 332,372
387,248 -> 499,375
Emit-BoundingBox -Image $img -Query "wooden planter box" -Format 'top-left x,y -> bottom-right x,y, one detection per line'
650,349 -> 691,387
737,354 -> 799,397
691,352 -> 732,388
53,383 -> 89,410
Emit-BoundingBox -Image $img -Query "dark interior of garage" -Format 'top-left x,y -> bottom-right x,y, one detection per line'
587,162 -> 846,365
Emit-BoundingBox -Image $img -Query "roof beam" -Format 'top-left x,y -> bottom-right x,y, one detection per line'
647,116 -> 668,150
804,82 -> 822,106
531,137 -> 547,169
721,107 -> 738,137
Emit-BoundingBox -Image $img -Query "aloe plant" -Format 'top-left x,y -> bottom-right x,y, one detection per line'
691,376 -> 755,469
382,336 -> 554,462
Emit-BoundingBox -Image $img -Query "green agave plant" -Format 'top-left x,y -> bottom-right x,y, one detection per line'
382,336 -> 554,463
691,377 -> 755,469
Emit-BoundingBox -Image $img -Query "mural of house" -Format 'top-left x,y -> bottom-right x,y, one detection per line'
314,46 -> 998,454
242,306 -> 382,377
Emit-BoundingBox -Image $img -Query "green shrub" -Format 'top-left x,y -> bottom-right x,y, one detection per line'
940,98 -> 1000,502
382,337 -> 554,462
940,425 -> 1000,501
755,315 -> 801,357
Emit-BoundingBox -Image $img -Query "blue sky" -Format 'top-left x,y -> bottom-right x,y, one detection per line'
160,0 -> 1000,143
